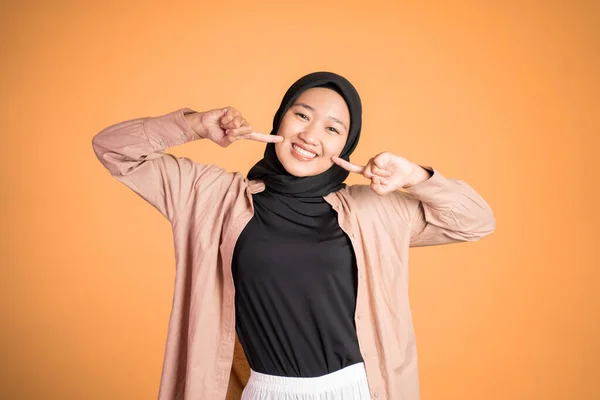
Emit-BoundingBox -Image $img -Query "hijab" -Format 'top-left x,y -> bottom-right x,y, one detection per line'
247,71 -> 362,198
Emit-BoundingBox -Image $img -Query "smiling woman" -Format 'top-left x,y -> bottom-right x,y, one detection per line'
248,72 -> 363,197
91,71 -> 496,400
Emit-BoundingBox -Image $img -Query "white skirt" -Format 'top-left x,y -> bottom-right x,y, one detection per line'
240,362 -> 372,400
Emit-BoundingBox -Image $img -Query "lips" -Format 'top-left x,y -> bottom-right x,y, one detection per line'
292,143 -> 318,159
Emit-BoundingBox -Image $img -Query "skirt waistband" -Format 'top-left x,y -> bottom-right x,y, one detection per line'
246,362 -> 368,394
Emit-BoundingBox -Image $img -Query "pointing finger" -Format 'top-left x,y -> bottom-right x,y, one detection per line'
243,132 -> 284,143
363,163 -> 374,179
226,123 -> 253,138
332,156 -> 365,174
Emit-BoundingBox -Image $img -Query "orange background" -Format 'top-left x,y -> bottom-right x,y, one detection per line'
1,1 -> 598,399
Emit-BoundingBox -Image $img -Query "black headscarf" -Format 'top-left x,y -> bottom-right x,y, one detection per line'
247,71 -> 362,198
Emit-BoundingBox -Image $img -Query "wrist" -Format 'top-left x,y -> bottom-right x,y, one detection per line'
184,111 -> 208,138
403,165 -> 432,188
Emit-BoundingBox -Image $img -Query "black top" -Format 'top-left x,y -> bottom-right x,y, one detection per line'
231,190 -> 364,377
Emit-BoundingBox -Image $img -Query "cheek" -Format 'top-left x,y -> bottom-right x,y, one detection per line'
276,115 -> 298,139
322,136 -> 347,157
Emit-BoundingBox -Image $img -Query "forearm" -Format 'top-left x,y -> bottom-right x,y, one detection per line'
405,168 -> 496,242
91,107 -> 230,222
92,108 -> 200,176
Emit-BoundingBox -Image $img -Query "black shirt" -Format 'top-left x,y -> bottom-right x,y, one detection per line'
231,190 -> 364,377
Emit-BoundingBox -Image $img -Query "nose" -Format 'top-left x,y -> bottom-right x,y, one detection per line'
298,128 -> 319,146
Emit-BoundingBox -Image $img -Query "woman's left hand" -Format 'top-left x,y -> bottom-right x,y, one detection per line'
332,152 -> 431,196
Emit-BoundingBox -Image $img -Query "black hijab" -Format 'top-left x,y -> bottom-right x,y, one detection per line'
247,71 -> 362,198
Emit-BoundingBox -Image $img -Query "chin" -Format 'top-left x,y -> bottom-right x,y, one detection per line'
282,159 -> 335,177
281,162 -> 315,177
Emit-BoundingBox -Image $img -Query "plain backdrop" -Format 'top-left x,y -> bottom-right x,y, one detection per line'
1,1 -> 598,399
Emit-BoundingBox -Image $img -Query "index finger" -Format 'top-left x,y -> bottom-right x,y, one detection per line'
331,156 -> 365,174
243,132 -> 284,143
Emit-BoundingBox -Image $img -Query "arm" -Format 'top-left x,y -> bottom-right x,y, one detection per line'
91,108 -> 232,222
333,153 -> 495,247
396,166 -> 496,247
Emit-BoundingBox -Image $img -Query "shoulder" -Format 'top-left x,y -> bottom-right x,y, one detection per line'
181,158 -> 242,188
169,156 -> 249,199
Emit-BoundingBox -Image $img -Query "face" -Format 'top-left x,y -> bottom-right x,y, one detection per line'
275,87 -> 350,177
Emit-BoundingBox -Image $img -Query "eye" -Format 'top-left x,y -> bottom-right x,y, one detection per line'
295,113 -> 308,120
327,127 -> 340,134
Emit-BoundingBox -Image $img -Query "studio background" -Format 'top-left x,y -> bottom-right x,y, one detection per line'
1,1 -> 598,399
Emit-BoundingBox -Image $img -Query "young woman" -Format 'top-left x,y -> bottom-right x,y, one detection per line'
92,72 -> 495,400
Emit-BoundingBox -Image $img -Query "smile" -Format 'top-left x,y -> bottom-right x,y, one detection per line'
292,144 -> 317,160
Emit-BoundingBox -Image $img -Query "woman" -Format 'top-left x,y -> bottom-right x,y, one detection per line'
92,72 -> 495,400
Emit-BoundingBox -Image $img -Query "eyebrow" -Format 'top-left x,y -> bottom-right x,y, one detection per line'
292,102 -> 349,132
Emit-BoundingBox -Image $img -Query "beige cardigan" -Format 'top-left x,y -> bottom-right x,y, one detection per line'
92,107 -> 495,399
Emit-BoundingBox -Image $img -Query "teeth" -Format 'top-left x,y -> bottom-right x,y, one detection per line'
293,144 -> 317,158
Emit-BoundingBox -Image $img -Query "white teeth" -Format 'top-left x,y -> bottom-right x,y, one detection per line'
292,144 -> 317,158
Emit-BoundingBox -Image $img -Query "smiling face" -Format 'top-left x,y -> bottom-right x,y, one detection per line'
274,87 -> 351,177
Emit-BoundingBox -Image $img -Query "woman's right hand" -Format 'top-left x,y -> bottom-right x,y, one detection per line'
195,107 -> 283,148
